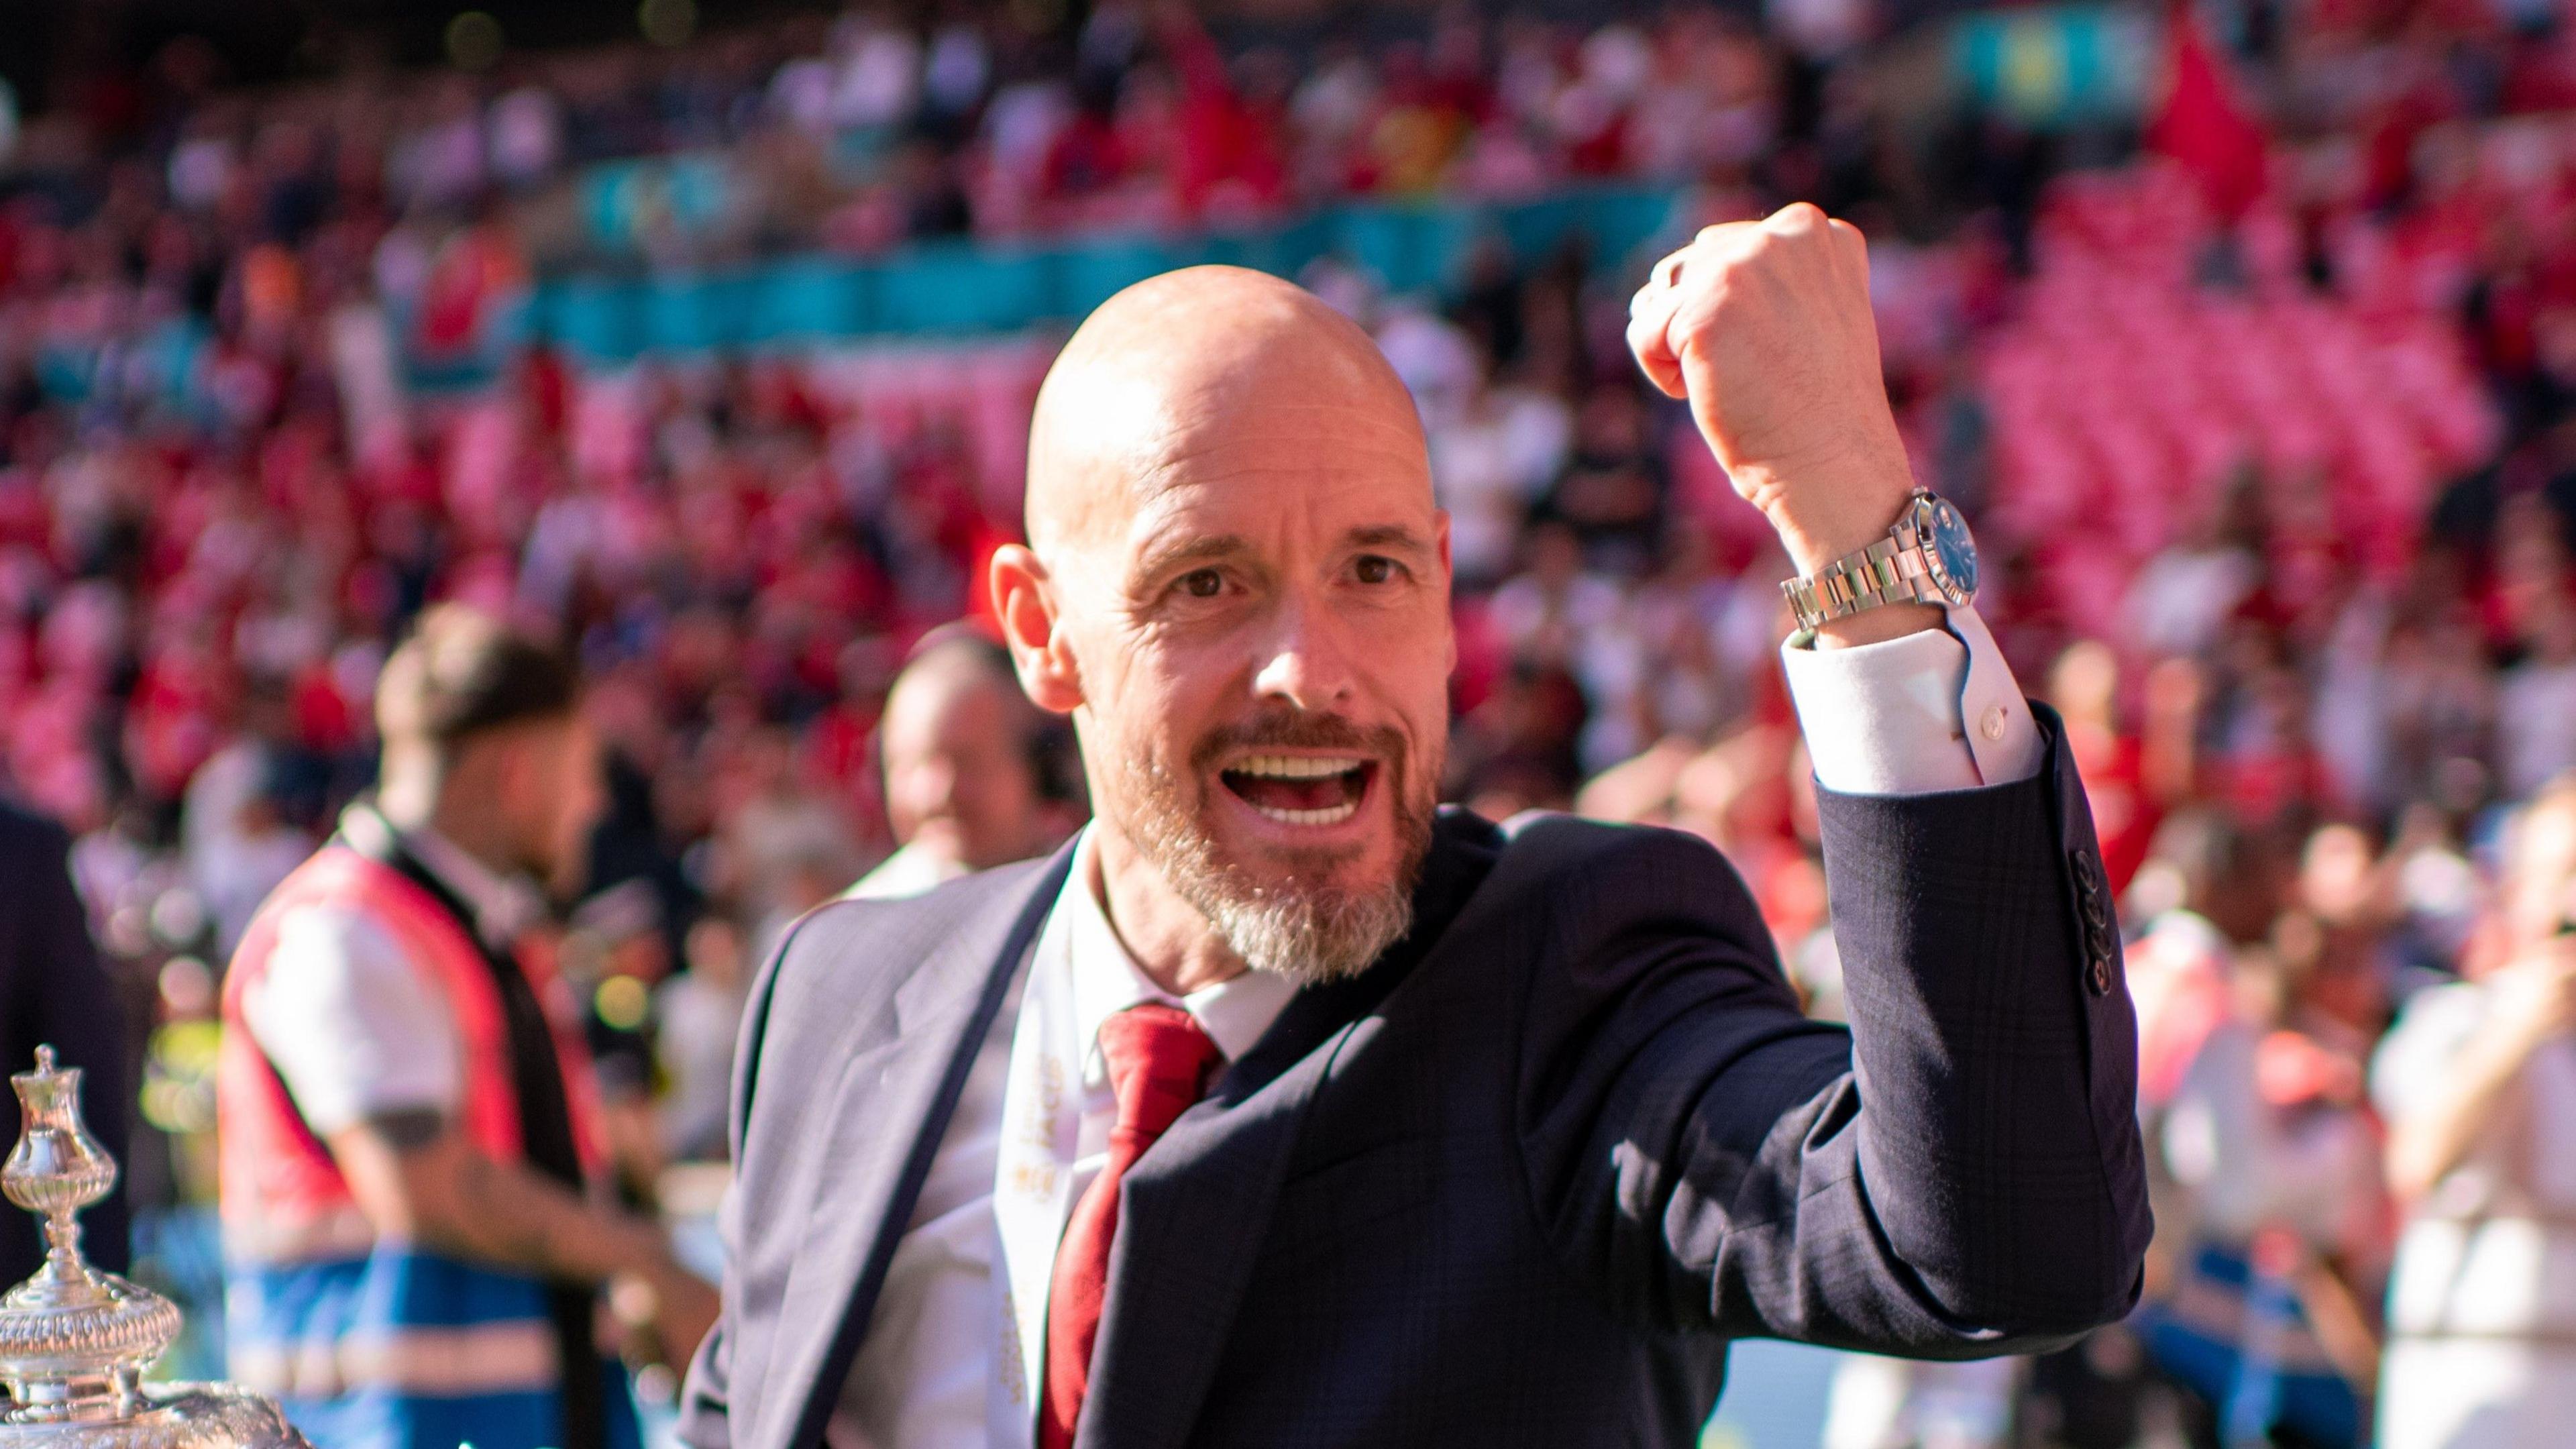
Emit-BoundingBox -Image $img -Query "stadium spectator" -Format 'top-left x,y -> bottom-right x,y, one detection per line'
845,623 -> 1076,901
215,605 -> 713,1449
655,912 -> 749,1166
2373,776 -> 2576,1449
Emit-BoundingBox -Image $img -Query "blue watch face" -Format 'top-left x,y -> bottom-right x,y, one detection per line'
1924,498 -> 1978,601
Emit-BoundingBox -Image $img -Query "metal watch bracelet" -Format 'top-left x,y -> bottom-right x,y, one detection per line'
1780,523 -> 1943,630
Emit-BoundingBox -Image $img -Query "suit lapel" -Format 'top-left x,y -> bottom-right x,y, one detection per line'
1074,814 -> 1502,1449
762,845 -> 1075,1449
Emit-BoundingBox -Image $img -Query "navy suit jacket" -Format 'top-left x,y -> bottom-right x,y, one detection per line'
680,706 -> 2150,1449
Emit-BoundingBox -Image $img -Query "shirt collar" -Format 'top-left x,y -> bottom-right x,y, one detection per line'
341,801 -> 548,951
1056,826 -> 1299,1076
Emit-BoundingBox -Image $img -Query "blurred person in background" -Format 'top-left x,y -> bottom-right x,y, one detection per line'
844,623 -> 1079,900
0,796 -> 129,1287
655,915 -> 751,1167
2140,920 -> 2389,1449
216,606 -> 714,1449
720,726 -> 865,955
2371,775 -> 2576,1449
193,757 -> 325,961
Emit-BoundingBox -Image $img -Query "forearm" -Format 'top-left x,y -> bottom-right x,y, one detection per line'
437,1146 -> 669,1281
1817,722 -> 2149,1333
2385,1022 -> 2540,1200
331,1119 -> 673,1284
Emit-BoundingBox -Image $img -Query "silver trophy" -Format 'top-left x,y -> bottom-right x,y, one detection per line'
0,1046 -> 308,1446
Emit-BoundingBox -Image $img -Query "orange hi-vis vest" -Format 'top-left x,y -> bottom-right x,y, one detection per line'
216,841 -> 627,1448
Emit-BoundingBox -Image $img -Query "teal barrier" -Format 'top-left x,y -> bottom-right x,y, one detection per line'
1949,4 -> 2152,128
522,184 -> 1688,361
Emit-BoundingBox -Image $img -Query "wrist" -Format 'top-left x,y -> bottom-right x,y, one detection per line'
2479,1011 -> 2557,1064
1770,466 -> 1944,650
602,1214 -> 674,1276
1748,453 -> 1919,578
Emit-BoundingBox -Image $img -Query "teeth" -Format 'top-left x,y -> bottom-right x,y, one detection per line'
1232,755 -> 1361,780
1250,801 -> 1361,826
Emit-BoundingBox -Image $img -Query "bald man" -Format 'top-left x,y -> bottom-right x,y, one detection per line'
682,210 -> 2149,1449
847,627 -> 1071,901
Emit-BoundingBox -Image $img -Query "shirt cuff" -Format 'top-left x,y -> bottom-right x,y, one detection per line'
1780,604 -> 2045,796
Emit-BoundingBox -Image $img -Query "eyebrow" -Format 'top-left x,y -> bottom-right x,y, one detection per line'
1347,524 -> 1434,555
1133,532 -> 1252,584
1133,524 -> 1432,581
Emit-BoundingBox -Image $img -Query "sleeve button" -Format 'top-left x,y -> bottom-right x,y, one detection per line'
2089,955 -> 2113,995
1981,704 -> 2008,741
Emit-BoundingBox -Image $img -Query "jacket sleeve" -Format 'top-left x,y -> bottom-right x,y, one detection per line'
1515,707 -> 2149,1355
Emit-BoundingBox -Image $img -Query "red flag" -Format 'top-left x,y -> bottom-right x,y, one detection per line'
2147,3 -> 2269,219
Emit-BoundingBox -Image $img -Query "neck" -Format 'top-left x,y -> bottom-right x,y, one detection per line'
1089,822 -> 1246,997
376,775 -> 522,883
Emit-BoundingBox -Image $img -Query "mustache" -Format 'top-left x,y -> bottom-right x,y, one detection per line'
1192,708 -> 1407,775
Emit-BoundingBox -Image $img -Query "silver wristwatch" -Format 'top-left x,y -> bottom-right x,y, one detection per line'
1780,489 -> 1980,632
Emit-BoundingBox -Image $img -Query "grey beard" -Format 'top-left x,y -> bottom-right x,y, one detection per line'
1185,867 -> 1415,986
1117,750 -> 1428,986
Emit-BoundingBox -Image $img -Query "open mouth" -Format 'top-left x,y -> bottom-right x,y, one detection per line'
1219,755 -> 1377,827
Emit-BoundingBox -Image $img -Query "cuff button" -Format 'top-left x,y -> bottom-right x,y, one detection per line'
1980,704 -> 2008,741
2088,955 -> 2113,995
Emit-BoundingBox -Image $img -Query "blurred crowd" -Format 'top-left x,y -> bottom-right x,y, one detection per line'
3,0 -> 2576,1444
5,0 -> 1882,278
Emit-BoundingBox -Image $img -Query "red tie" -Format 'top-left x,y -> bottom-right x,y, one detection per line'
1040,1002 -> 1222,1449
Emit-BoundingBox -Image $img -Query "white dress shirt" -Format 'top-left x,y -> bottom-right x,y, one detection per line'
843,841 -> 973,902
830,831 -> 1297,1448
829,606 -> 2044,1446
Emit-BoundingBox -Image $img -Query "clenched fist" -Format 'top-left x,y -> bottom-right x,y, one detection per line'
1628,203 -> 1932,643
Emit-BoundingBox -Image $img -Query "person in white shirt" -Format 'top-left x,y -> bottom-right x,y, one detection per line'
219,606 -> 715,1449
2373,774 -> 2576,1449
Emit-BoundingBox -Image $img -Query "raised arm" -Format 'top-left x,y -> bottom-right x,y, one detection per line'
1516,725 -> 2146,1352
1521,202 -> 2151,1348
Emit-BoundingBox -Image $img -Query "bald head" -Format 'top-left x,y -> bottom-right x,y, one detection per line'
992,264 -> 1454,989
1025,266 -> 1430,561
880,629 -> 1055,872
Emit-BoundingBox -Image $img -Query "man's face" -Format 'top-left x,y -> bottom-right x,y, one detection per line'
1055,408 -> 1455,981
498,714 -> 606,888
881,669 -> 1047,872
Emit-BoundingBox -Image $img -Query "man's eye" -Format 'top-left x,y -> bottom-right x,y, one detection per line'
1179,569 -> 1224,598
1354,555 -> 1399,584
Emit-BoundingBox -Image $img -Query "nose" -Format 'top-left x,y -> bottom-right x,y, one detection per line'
904,756 -> 962,818
1252,594 -> 1359,714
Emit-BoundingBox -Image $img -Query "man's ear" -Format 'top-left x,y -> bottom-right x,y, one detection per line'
989,544 -> 1082,714
1433,508 -> 1458,678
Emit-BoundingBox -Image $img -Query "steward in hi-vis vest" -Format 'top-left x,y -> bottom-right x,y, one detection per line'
216,607 -> 715,1449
